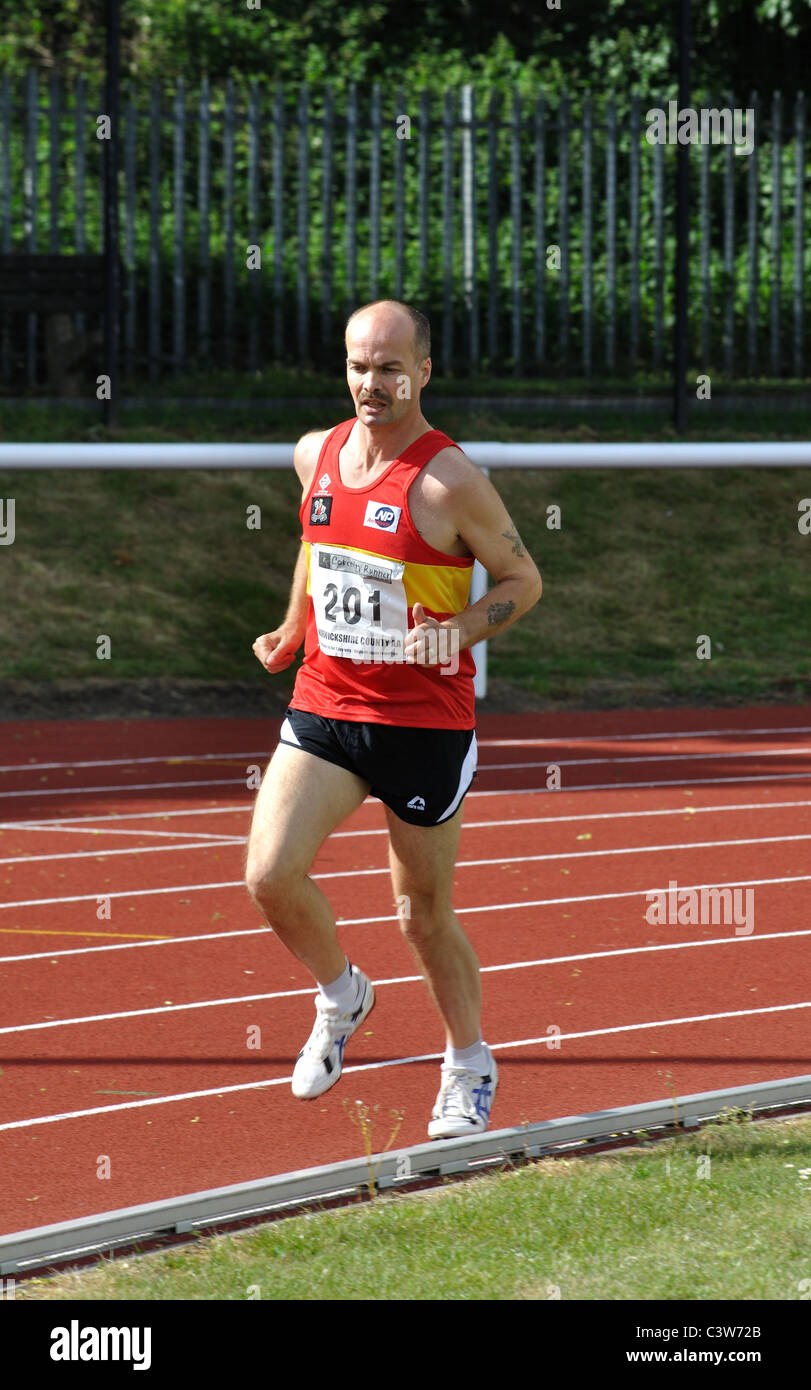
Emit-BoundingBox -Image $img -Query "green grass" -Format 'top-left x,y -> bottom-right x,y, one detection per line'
3,364 -> 809,403
1,399 -> 810,444
16,1115 -> 811,1301
0,468 -> 302,681
2,460 -> 809,707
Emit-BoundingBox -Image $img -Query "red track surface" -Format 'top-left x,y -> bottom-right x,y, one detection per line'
1,703 -> 810,1237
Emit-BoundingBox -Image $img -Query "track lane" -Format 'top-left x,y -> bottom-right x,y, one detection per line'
1,705 -> 810,1237
1,916 -> 808,1130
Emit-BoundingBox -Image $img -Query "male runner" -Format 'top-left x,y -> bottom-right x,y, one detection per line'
245,299 -> 541,1138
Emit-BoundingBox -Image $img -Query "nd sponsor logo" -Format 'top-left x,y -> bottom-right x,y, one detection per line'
363,499 -> 401,532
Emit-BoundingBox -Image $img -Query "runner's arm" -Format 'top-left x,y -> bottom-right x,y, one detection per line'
252,432 -> 323,672
440,463 -> 542,651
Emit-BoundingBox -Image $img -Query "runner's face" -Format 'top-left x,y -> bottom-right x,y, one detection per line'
345,319 -> 425,426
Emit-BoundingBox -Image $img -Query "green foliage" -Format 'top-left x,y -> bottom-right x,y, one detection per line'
1,1 -> 810,94
0,5 -> 808,381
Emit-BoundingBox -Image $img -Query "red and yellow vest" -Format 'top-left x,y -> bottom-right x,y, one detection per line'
290,418 -> 476,729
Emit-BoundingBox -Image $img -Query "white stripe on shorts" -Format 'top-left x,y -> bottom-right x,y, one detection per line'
437,731 -> 478,823
279,716 -> 301,747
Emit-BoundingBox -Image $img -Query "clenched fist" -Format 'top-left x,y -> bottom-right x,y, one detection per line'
252,625 -> 302,673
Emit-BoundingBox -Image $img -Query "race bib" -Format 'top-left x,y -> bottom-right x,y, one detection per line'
309,543 -> 408,662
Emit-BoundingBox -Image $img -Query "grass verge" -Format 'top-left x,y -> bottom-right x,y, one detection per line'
2,458 -> 810,710
2,382 -> 810,710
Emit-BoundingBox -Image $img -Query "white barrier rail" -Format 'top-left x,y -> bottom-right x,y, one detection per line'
1,440 -> 811,468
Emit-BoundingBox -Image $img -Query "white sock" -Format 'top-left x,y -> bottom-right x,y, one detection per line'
445,1036 -> 490,1074
317,959 -> 356,1010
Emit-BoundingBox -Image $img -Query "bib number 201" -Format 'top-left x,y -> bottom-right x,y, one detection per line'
310,543 -> 408,661
323,583 -> 381,626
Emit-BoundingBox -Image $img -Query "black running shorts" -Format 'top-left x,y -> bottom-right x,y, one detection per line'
279,706 -> 478,826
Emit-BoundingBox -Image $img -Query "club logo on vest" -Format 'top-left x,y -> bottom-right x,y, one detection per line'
364,500 -> 401,532
310,495 -> 333,525
319,473 -> 331,489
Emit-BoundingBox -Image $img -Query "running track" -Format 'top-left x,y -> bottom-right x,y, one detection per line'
1,704 -> 810,1236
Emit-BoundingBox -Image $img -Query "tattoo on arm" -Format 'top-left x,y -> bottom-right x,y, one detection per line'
502,526 -> 526,558
487,599 -> 516,627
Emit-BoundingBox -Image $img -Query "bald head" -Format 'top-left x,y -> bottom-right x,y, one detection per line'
345,300 -> 431,368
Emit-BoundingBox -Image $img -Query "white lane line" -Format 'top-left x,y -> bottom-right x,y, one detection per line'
0,927 -> 272,964
0,880 -> 245,910
1,824 -> 243,841
469,771 -> 811,795
4,827 -> 811,871
12,767 -> 795,811
451,831 -> 811,868
3,999 -> 809,1133
0,776 -> 242,801
0,838 -> 245,867
417,798 -> 811,834
0,806 -> 251,828
343,874 -> 811,924
4,724 -> 810,773
331,797 -> 811,838
7,785 -> 811,839
0,987 -> 315,1034
0,880 -> 238,909
4,835 -> 811,912
3,928 -> 810,1035
492,1002 -> 811,1051
4,914 -> 810,968
477,724 -> 811,746
0,751 -> 270,774
6,794 -> 811,842
484,745 -> 811,772
5,749 -> 811,804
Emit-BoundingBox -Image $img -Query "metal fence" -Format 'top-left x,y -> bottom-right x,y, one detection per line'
0,76 -> 807,384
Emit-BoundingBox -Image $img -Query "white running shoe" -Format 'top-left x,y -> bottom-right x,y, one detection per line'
427,1046 -> 498,1139
291,965 -> 375,1100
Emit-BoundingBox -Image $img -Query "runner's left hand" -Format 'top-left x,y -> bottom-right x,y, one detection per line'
404,602 -> 451,665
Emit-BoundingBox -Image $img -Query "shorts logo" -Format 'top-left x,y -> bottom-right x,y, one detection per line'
407,795 -> 426,811
319,473 -> 331,489
364,500 -> 401,532
310,495 -> 333,525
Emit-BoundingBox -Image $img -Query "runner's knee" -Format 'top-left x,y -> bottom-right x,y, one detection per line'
245,850 -> 302,910
396,889 -> 452,941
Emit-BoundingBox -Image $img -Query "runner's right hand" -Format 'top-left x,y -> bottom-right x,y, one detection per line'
252,628 -> 301,673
